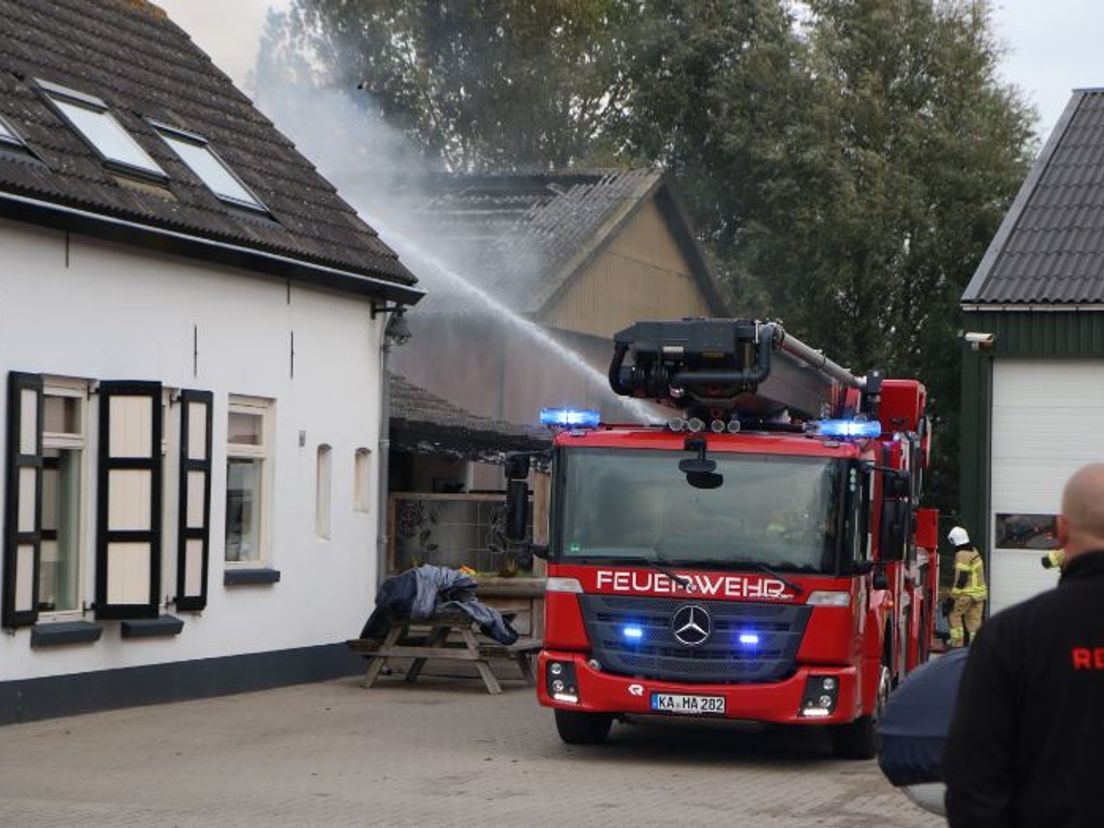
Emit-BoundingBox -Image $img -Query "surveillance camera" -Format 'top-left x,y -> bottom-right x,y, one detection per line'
964,332 -> 994,351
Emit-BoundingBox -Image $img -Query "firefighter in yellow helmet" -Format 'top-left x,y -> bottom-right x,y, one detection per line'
1041,548 -> 1065,570
947,526 -> 987,647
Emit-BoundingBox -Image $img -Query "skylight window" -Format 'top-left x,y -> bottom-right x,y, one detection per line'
0,115 -> 24,148
38,80 -> 166,179
154,124 -> 267,212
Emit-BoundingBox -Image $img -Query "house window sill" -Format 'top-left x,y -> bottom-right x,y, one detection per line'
224,568 -> 281,586
31,620 -> 103,647
121,615 -> 184,639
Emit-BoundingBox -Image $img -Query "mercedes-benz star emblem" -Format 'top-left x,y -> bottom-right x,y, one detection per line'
671,604 -> 712,647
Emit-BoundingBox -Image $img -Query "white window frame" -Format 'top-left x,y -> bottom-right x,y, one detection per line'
150,121 -> 268,213
225,396 -> 273,567
39,377 -> 89,620
38,80 -> 167,181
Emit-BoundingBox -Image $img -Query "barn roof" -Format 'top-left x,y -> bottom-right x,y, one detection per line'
389,374 -> 549,462
407,169 -> 726,316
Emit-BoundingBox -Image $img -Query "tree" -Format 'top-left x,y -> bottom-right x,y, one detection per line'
612,0 -> 811,310
742,0 -> 1036,511
262,0 -> 636,171
609,1 -> 1034,512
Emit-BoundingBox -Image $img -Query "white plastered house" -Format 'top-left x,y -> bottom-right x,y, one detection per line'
0,0 -> 422,723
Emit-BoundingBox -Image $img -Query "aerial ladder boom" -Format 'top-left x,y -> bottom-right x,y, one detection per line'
609,319 -> 881,423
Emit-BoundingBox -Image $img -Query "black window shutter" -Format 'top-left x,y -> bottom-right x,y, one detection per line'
175,390 -> 212,611
95,381 -> 162,620
3,372 -> 43,627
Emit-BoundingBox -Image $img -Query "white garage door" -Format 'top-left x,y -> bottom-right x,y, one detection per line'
989,360 -> 1104,614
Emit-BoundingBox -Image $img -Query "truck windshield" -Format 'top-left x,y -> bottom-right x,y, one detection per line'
556,448 -> 844,573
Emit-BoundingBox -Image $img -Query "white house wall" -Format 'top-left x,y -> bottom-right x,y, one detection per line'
0,217 -> 384,681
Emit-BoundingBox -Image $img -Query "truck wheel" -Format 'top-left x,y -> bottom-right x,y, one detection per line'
831,662 -> 890,760
830,715 -> 876,760
554,709 -> 613,745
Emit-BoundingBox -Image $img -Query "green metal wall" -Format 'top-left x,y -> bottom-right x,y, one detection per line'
959,311 -> 1104,558
965,311 -> 1104,358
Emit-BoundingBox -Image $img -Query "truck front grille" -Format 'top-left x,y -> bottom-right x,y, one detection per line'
578,594 -> 811,684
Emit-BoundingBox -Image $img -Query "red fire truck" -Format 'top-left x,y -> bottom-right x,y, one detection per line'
505,318 -> 939,759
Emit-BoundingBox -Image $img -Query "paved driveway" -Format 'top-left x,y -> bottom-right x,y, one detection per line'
0,672 -> 942,827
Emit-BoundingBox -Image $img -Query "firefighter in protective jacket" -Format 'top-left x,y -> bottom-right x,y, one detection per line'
948,526 -> 986,647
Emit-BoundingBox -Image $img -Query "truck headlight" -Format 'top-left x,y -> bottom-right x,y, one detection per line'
799,675 -> 839,717
547,661 -> 579,704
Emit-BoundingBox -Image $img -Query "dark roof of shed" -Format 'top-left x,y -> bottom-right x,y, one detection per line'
963,89 -> 1104,305
407,169 -> 726,316
0,0 -> 417,297
389,374 -> 549,462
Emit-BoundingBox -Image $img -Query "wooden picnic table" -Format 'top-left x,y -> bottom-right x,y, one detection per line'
346,613 -> 542,695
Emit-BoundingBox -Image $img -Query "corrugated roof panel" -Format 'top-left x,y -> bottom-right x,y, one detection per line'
389,373 -> 548,449
406,170 -> 666,315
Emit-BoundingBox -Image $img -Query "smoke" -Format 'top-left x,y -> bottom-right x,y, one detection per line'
251,13 -> 658,426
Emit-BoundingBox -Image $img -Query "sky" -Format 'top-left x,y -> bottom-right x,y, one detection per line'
988,0 -> 1104,137
155,0 -> 1102,142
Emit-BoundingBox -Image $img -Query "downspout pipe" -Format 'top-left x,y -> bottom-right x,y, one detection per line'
376,331 -> 393,593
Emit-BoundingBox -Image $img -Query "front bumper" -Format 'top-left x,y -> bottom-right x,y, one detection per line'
536,650 -> 860,725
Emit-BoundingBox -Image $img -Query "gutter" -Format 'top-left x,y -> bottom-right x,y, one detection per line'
962,304 -> 1104,312
0,189 -> 426,305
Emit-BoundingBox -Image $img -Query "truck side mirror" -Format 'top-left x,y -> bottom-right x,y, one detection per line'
505,479 -> 529,542
879,499 -> 911,561
851,560 -> 875,576
885,470 -> 911,499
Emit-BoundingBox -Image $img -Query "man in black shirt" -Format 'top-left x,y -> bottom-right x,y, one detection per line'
943,463 -> 1104,826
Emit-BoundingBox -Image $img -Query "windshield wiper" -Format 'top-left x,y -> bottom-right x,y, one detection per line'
682,558 -> 805,595
620,555 -> 694,591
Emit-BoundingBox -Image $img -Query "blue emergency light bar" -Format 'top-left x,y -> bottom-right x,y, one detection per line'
539,407 -> 601,429
623,625 -> 644,641
815,418 -> 882,439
